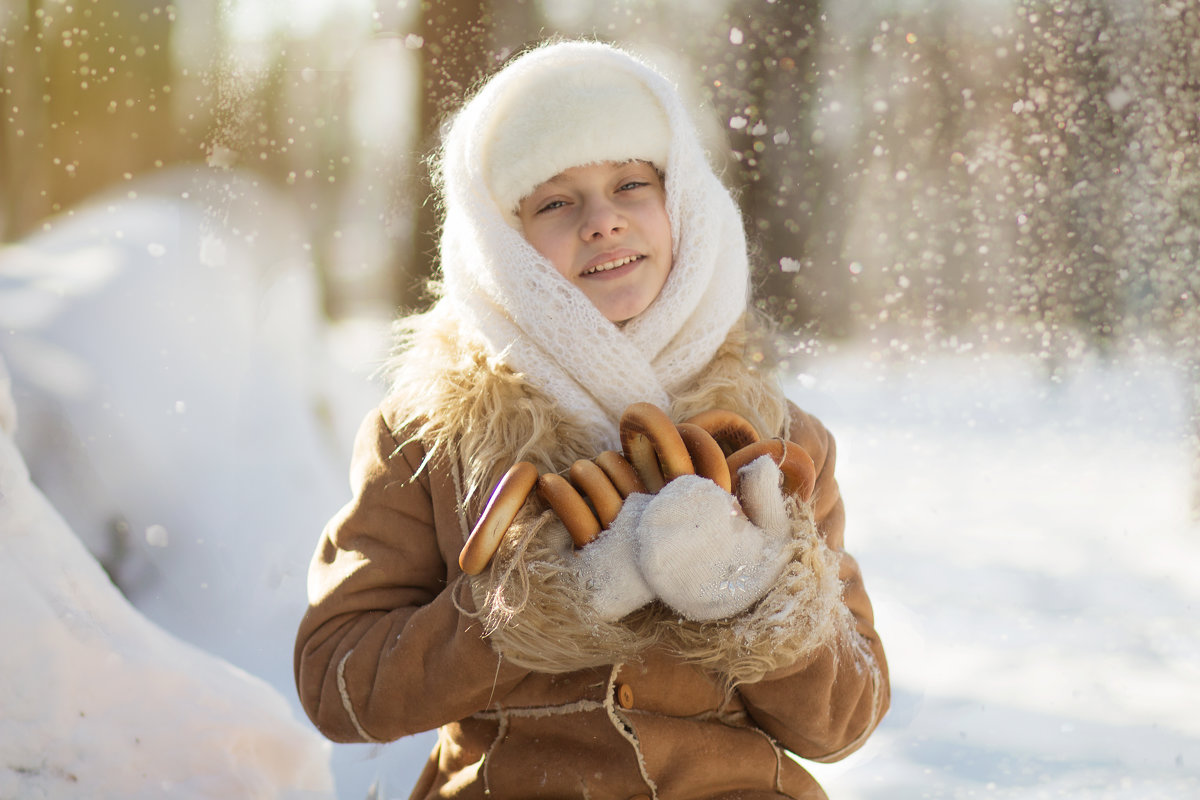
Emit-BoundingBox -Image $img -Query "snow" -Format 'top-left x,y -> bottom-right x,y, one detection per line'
794,353 -> 1200,798
0,351 -> 333,799
0,172 -> 387,799
2,173 -> 1198,797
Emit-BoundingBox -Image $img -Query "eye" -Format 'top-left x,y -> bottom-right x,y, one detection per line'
536,198 -> 568,214
618,180 -> 650,192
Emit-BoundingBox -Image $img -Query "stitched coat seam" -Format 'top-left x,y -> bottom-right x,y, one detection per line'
336,650 -> 382,744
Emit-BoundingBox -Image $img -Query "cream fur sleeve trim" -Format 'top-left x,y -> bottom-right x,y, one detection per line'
465,488 -> 846,687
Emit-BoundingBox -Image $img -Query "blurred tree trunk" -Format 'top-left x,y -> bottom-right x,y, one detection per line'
483,0 -> 540,61
704,0 -> 836,340
1010,1 -> 1127,355
1,0 -> 50,239
396,0 -> 494,312
1,0 -> 178,240
1189,355 -> 1200,521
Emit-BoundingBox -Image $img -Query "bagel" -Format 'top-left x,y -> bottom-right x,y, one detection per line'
675,422 -> 732,493
538,472 -> 603,547
568,459 -> 624,528
682,409 -> 761,456
619,402 -> 693,493
594,450 -> 647,498
727,439 -> 817,502
459,461 -> 538,575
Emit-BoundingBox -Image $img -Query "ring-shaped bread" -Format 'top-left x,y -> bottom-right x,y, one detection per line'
594,450 -> 647,498
682,409 -> 761,456
459,461 -> 538,575
619,402 -> 693,493
538,472 -> 603,547
675,422 -> 732,493
727,439 -> 817,503
568,459 -> 624,529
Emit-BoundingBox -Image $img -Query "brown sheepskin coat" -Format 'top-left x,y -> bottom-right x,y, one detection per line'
294,383 -> 889,798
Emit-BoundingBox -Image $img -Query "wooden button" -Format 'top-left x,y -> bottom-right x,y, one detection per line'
616,683 -> 635,709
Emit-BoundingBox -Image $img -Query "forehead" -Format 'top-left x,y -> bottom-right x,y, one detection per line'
547,160 -> 659,183
533,160 -> 660,191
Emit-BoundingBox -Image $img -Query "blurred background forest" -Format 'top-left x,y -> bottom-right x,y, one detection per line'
1,0 -> 1198,420
3,4 -> 1199,796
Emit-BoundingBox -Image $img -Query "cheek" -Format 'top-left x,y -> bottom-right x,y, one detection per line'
637,193 -> 671,249
522,225 -> 574,276
539,236 -> 575,277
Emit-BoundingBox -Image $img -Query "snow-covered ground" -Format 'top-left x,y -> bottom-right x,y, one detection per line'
794,352 -> 1200,799
2,175 -> 1197,798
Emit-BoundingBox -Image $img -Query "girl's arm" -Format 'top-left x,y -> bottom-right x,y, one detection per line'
293,409 -> 529,743
736,407 -> 890,761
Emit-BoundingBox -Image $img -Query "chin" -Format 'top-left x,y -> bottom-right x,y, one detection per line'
605,306 -> 647,325
602,297 -> 655,324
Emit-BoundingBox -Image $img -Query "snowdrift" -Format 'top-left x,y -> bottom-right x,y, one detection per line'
0,353 -> 335,799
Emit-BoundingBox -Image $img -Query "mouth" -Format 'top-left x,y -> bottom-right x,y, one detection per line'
582,254 -> 644,276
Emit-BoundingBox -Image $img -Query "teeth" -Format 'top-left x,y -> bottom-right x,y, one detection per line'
584,255 -> 639,275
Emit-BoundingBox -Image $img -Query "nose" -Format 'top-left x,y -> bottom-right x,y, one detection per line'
580,196 -> 626,241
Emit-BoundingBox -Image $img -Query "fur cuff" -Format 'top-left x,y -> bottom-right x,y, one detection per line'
465,490 -> 850,686
466,504 -> 659,673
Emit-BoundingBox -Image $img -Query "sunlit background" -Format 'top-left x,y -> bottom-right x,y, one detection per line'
5,0 -> 1197,349
2,1 -> 1199,798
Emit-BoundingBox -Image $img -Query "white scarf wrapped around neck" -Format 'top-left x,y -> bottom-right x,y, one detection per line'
435,41 -> 750,449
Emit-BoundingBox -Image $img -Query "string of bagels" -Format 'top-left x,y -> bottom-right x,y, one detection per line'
459,404 -> 817,575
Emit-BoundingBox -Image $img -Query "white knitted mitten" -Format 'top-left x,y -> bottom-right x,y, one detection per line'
572,493 -> 656,621
636,461 -> 792,622
734,454 -> 793,538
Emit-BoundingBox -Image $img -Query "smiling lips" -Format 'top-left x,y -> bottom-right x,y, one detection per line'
582,253 -> 643,276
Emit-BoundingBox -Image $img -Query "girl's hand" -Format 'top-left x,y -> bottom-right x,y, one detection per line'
635,458 -> 794,622
571,493 -> 655,621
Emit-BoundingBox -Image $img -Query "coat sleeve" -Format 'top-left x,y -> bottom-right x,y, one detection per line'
293,408 -> 530,743
736,405 -> 890,762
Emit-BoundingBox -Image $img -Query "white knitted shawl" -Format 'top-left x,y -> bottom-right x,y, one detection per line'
435,41 -> 750,449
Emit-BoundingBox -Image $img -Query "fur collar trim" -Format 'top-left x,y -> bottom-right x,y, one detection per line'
382,307 -> 788,512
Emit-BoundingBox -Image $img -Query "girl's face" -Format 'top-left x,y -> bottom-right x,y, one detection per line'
517,160 -> 672,324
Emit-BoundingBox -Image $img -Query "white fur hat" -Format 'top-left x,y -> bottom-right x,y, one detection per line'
478,48 -> 672,217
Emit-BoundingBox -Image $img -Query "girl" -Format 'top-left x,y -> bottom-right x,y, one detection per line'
295,40 -> 888,799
